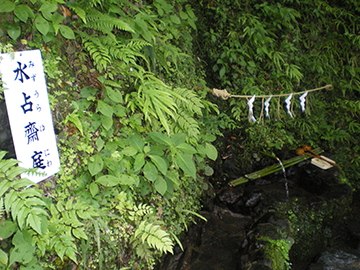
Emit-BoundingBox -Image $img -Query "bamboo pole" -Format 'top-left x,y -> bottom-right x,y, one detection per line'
229,148 -> 324,187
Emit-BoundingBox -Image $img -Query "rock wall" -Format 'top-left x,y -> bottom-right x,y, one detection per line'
0,97 -> 15,158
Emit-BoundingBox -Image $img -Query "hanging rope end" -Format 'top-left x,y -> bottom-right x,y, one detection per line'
325,84 -> 333,90
212,88 -> 232,100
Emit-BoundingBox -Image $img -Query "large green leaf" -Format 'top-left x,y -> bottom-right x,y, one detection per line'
11,198 -> 23,221
0,220 -> 16,240
96,175 -> 120,187
143,161 -> 158,182
121,146 -> 138,156
119,175 -> 136,186
17,206 -> 30,230
129,134 -> 145,152
148,132 -> 172,146
39,3 -> 58,13
134,17 -> 152,42
0,158 -> 18,173
133,153 -> 145,172
154,177 -> 167,195
9,232 -> 35,265
65,247 -> 77,263
0,249 -> 8,266
5,190 -> 17,212
27,212 -> 43,234
0,180 -> 10,197
165,170 -> 180,187
14,5 -> 29,23
4,22 -> 21,40
170,133 -> 186,146
100,114 -> 113,131
67,113 -> 84,135
170,14 -> 181,24
175,152 -> 196,179
176,143 -> 197,154
80,86 -> 97,99
12,178 -> 34,190
0,1 -> 15,12
89,182 -> 99,197
97,100 -> 114,117
72,228 -> 88,240
35,15 -> 49,35
106,87 -> 123,103
205,143 -> 218,161
149,155 -> 167,175
59,25 -> 75,39
88,154 -> 104,176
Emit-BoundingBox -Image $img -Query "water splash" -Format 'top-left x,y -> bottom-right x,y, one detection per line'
275,157 -> 289,197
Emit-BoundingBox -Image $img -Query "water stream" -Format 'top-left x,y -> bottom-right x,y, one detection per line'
275,156 -> 289,197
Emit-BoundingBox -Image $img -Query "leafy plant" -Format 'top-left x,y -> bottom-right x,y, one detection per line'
0,0 -> 75,42
0,0 -> 219,268
0,151 -> 96,269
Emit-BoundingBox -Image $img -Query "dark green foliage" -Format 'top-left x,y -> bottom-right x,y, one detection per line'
193,0 -> 360,183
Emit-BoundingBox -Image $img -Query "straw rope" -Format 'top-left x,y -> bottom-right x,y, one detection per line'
211,84 -> 333,100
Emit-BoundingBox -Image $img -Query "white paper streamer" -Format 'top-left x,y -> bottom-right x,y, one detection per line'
285,93 -> 293,118
247,94 -> 256,122
264,95 -> 272,119
299,91 -> 308,113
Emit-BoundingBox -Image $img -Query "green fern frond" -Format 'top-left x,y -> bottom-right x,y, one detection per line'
174,109 -> 200,139
134,220 -> 174,254
173,87 -> 204,116
136,82 -> 178,134
125,39 -> 151,51
0,152 -> 49,235
129,203 -> 153,221
83,37 -> 111,72
0,197 -> 4,219
85,10 -> 135,34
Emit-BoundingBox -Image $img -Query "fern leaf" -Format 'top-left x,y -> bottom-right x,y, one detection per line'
126,39 -> 151,51
174,109 -> 200,139
85,10 -> 134,33
134,220 -> 174,254
83,37 -> 111,72
173,87 -> 204,116
0,198 -> 4,219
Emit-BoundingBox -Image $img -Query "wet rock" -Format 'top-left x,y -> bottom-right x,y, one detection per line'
347,217 -> 360,240
217,186 -> 243,204
292,162 -> 342,195
245,193 -> 263,207
155,209 -> 252,270
323,183 -> 352,201
309,248 -> 360,270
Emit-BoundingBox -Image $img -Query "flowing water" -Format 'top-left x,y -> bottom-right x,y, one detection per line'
275,156 -> 289,197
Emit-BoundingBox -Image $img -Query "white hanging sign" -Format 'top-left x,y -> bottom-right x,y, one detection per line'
284,93 -> 293,118
264,95 -> 272,119
299,91 -> 308,113
247,94 -> 256,122
0,49 -> 60,183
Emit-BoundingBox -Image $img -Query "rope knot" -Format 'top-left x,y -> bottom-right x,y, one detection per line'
211,88 -> 231,100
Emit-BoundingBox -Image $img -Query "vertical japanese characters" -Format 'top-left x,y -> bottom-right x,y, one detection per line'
1,50 -> 60,183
